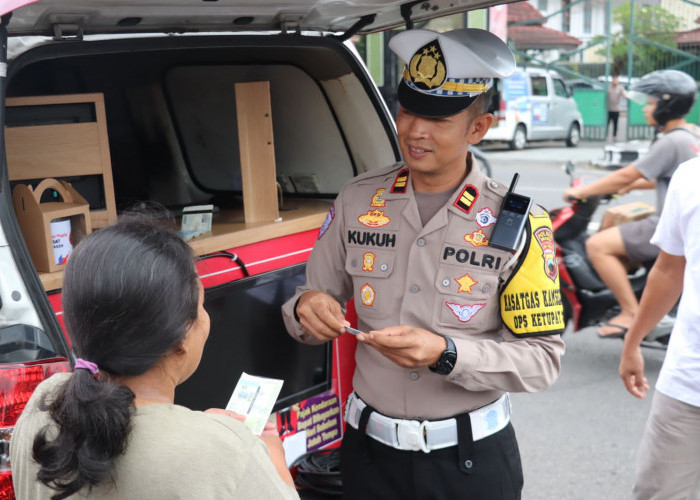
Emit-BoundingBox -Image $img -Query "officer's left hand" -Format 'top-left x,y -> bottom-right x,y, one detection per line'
357,326 -> 446,368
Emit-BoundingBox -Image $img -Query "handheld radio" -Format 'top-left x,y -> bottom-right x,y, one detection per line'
488,173 -> 532,252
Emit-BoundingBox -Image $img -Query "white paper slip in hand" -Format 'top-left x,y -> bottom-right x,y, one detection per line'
226,372 -> 283,435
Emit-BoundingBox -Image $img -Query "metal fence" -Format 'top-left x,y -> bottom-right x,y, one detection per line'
572,88 -> 700,141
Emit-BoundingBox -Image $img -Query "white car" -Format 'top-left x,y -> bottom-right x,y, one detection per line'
483,67 -> 584,150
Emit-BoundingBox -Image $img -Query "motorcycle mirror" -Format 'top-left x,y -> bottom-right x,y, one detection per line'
564,160 -> 575,176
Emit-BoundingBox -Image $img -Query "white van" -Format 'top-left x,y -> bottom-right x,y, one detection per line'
483,67 -> 583,150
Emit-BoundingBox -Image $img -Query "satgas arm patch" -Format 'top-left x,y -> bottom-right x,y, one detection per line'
500,214 -> 565,337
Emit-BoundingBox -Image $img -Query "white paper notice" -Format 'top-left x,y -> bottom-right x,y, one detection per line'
282,430 -> 308,467
226,372 -> 283,435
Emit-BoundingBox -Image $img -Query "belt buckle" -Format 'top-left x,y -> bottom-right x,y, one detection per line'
396,419 -> 430,453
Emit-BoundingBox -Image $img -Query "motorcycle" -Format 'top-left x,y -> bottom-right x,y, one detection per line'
550,161 -> 672,349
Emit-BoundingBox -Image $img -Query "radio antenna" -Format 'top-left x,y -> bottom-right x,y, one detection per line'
508,173 -> 520,193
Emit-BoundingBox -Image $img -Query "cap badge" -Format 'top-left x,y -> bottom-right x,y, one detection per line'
408,41 -> 447,90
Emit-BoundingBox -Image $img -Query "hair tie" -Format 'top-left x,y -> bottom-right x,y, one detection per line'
74,358 -> 100,379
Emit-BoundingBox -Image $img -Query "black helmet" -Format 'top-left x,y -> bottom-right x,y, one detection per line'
628,70 -> 697,126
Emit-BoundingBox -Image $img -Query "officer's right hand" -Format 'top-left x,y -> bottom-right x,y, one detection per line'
296,290 -> 347,342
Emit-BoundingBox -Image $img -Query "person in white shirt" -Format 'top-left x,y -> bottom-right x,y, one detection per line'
619,158 -> 700,499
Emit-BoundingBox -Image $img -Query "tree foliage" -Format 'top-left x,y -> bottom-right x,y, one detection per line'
594,4 -> 680,76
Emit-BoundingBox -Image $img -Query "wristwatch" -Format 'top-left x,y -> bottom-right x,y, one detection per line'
429,336 -> 457,375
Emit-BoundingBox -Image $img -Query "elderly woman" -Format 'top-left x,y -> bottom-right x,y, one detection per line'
10,214 -> 298,499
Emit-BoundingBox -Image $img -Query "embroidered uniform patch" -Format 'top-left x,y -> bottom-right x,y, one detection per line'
453,185 -> 479,214
534,226 -> 558,282
362,252 -> 375,272
370,188 -> 387,207
318,204 -> 335,239
360,284 -> 376,306
499,214 -> 565,337
455,272 -> 478,293
464,229 -> 489,247
391,169 -> 409,193
445,302 -> 485,322
476,207 -> 497,228
358,209 -> 391,228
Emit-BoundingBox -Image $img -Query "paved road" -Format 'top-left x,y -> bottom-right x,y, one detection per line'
480,140 -> 656,226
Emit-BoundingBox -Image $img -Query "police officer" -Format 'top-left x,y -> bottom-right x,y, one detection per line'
283,28 -> 565,500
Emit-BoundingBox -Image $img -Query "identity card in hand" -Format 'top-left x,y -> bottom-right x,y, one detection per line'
226,372 -> 284,435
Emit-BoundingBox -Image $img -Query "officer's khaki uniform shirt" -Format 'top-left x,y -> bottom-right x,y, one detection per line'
283,160 -> 565,421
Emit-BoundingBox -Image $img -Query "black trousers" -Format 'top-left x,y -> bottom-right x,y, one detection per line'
607,111 -> 620,138
340,422 -> 523,500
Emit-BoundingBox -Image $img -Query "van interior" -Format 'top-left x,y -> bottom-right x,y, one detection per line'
5,35 -> 400,291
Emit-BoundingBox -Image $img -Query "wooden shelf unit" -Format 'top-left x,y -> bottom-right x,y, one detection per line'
14,83 -> 329,292
37,199 -> 330,291
6,93 -> 117,229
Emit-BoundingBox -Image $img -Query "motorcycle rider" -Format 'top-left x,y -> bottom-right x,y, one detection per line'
563,70 -> 700,338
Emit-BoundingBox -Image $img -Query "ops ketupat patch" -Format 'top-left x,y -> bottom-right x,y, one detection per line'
500,213 -> 565,337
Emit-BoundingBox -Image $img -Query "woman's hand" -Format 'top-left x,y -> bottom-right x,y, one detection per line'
206,408 -> 294,487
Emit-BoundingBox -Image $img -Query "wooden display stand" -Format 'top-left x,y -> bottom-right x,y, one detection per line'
5,93 -> 117,229
12,179 -> 92,273
235,81 -> 279,224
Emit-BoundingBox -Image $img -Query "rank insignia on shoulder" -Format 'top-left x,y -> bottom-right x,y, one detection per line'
362,252 -> 375,272
360,283 -> 376,306
445,302 -> 485,322
318,204 -> 335,239
464,229 -> 489,247
391,169 -> 409,193
358,209 -> 391,228
370,188 -> 387,207
453,185 -> 479,214
476,207 -> 497,228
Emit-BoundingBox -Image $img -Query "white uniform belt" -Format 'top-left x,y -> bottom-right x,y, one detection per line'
344,392 -> 511,453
